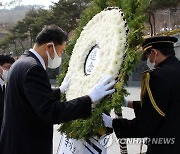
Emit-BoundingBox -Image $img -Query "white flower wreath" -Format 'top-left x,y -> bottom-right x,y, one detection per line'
66,7 -> 128,101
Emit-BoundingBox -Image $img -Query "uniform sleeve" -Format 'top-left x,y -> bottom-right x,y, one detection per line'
113,70 -> 172,138
24,65 -> 92,125
133,101 -> 141,117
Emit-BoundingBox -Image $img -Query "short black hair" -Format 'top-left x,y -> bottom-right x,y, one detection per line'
35,24 -> 68,45
0,55 -> 15,66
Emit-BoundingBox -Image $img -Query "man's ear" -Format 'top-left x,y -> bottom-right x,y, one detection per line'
46,43 -> 53,50
151,48 -> 158,56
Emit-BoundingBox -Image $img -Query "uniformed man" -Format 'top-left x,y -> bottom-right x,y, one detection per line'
102,36 -> 180,154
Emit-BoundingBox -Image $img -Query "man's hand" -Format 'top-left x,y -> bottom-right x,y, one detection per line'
102,113 -> 113,128
60,75 -> 70,94
88,75 -> 115,104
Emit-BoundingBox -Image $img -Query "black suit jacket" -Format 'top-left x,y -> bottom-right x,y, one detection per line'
0,51 -> 91,154
113,56 -> 180,154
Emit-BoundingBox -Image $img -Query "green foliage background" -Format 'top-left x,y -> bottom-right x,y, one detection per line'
0,0 -> 179,54
0,0 -> 91,55
58,0 -> 150,139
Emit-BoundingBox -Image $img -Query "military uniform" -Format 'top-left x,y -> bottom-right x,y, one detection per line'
112,36 -> 180,153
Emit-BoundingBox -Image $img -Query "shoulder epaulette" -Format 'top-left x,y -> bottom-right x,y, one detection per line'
140,72 -> 165,117
142,67 -> 160,74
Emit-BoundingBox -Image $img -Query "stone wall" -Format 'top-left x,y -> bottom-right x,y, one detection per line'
174,34 -> 180,59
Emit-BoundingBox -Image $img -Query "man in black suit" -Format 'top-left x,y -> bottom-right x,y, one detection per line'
0,55 -> 15,133
103,36 -> 180,154
0,25 -> 115,154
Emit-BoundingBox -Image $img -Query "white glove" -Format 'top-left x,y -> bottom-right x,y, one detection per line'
102,113 -> 113,128
88,75 -> 115,104
59,76 -> 70,94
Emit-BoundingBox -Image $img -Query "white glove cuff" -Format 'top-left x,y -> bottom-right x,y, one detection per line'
59,86 -> 64,94
108,118 -> 113,128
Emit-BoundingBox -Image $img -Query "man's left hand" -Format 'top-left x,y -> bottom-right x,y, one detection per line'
60,75 -> 70,94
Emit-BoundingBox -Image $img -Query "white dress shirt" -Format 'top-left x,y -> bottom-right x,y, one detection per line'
29,49 -> 46,70
0,78 -> 4,87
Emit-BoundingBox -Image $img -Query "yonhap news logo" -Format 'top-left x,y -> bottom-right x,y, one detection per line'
118,138 -> 175,145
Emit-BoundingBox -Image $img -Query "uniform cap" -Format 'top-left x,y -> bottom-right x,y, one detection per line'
141,36 -> 178,60
142,36 -> 178,52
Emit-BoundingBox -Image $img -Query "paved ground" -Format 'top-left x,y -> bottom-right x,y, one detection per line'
53,86 -> 146,154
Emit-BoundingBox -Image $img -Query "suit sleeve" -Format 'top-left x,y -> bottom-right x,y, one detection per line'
23,65 -> 92,125
52,88 -> 61,100
113,70 -> 172,138
0,87 -> 4,131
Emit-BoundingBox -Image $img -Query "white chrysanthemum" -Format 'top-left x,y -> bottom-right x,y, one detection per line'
66,8 -> 128,101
